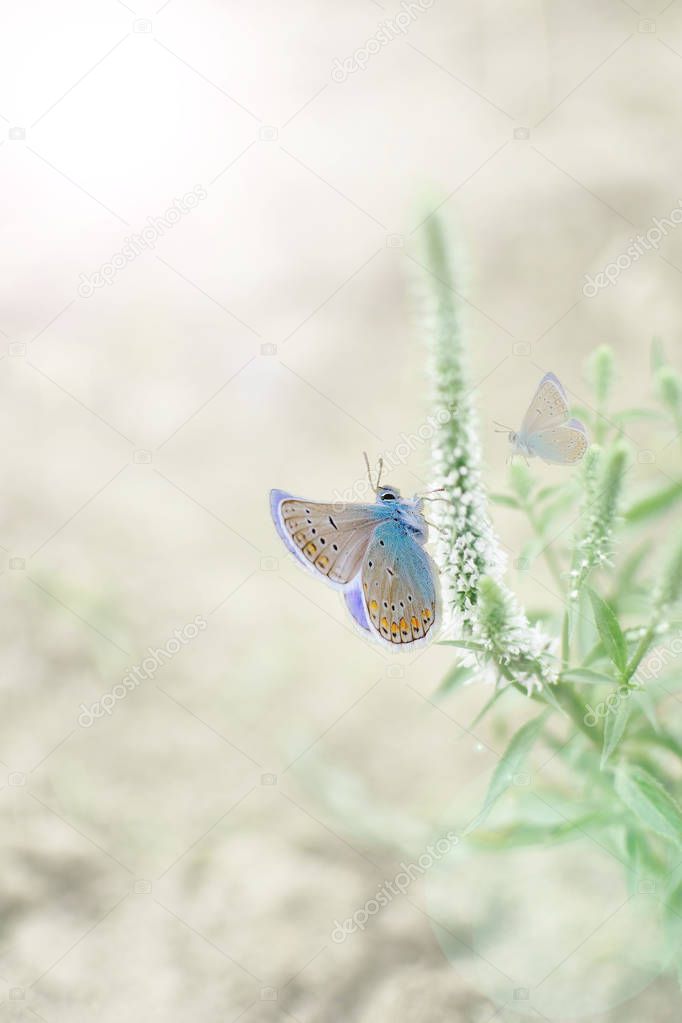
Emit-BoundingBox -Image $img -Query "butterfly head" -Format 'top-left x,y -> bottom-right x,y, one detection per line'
508,430 -> 530,452
376,485 -> 401,503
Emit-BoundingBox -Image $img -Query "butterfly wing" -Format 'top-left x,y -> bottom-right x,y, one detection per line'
519,372 -> 570,439
360,520 -> 439,647
343,576 -> 371,633
529,418 -> 589,464
270,490 -> 381,588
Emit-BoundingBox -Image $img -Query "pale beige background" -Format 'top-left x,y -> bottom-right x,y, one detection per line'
1,1 -> 681,1020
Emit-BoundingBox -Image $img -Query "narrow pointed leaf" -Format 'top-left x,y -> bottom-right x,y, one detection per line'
489,493 -> 520,509
601,697 -> 632,768
625,480 -> 682,525
464,712 -> 548,835
615,765 -> 682,848
436,663 -> 476,697
469,686 -> 508,729
438,640 -> 485,652
587,588 -> 627,675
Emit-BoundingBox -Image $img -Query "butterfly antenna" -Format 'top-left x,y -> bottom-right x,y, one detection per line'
376,456 -> 384,490
362,451 -> 376,492
419,487 -> 449,503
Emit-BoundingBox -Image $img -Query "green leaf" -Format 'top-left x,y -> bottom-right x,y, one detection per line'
601,697 -> 632,768
538,683 -> 570,718
625,480 -> 682,525
634,688 -> 660,733
536,483 -> 566,503
571,404 -> 593,426
615,765 -> 682,848
489,493 -> 520,509
587,588 -> 627,675
469,685 -> 508,729
560,668 -> 616,685
623,828 -> 665,894
612,408 -> 666,424
624,828 -> 641,895
471,814 -> 607,850
509,463 -> 533,501
436,663 -> 476,697
438,639 -> 485,652
464,712 -> 548,835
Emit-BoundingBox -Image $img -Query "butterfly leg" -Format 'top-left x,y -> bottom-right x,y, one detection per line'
420,495 -> 451,504
423,518 -> 449,538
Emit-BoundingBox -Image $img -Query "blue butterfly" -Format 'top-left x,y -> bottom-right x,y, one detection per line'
270,456 -> 441,649
504,372 -> 589,464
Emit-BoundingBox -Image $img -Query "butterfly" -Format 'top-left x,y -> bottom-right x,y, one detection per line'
499,372 -> 589,464
270,455 -> 441,649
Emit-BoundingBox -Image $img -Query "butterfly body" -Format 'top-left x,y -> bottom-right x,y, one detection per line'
508,372 -> 589,465
270,481 -> 440,649
508,430 -> 536,460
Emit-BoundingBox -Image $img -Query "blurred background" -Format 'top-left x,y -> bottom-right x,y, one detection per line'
2,0 -> 682,1019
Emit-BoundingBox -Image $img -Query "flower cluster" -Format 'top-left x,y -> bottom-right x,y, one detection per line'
655,534 -> 682,616
569,442 -> 628,599
420,217 -> 555,690
476,577 -> 556,689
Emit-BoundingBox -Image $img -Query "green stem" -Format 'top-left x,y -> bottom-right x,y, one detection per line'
624,623 -> 656,684
595,399 -> 607,445
561,611 -> 570,671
